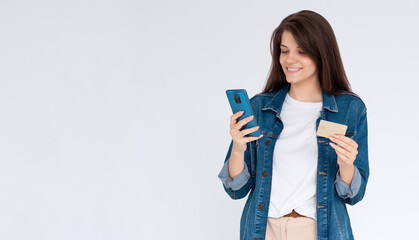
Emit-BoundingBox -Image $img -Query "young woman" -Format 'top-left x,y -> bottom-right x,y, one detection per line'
218,10 -> 369,240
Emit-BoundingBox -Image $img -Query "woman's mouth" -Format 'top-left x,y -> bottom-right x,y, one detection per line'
287,67 -> 302,73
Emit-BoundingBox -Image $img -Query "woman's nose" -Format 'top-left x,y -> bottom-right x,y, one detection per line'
285,53 -> 297,64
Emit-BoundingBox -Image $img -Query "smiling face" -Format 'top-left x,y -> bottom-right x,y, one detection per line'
279,30 -> 319,85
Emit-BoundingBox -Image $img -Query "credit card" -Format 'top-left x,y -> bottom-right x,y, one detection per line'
316,120 -> 347,138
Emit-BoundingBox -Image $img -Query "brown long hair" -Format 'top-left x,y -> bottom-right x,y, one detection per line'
262,10 -> 358,97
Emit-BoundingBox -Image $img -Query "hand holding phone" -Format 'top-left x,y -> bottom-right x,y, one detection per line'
229,111 -> 263,152
226,89 -> 263,152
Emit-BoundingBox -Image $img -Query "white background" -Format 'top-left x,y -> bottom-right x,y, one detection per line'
1,0 -> 418,239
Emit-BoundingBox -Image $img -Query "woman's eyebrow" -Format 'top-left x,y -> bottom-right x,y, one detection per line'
280,44 -> 301,48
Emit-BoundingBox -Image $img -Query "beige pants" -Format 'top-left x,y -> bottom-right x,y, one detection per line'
265,217 -> 317,240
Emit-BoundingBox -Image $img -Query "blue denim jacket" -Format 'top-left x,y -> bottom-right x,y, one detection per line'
218,83 -> 369,240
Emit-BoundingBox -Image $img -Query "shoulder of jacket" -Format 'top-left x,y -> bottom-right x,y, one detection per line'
250,91 -> 278,101
335,92 -> 367,113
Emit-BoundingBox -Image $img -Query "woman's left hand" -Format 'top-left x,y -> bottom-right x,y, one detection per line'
329,134 -> 358,167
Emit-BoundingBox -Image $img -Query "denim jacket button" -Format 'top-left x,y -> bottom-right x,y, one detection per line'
258,203 -> 265,209
254,238 -> 260,240
262,171 -> 268,177
265,140 -> 271,146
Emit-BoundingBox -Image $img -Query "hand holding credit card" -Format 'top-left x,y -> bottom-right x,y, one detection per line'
316,120 -> 348,138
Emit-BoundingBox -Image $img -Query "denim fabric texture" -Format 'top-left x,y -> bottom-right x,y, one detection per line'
218,82 -> 369,240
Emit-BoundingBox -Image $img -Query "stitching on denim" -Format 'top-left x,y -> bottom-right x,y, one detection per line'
260,130 -> 279,139
255,93 -> 276,97
261,106 -> 279,115
330,94 -> 338,112
250,141 -> 256,181
325,132 -> 329,236
361,106 -> 367,115
333,202 -> 343,240
242,191 -> 254,240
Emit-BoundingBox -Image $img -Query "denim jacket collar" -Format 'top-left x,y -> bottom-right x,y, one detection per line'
261,82 -> 338,117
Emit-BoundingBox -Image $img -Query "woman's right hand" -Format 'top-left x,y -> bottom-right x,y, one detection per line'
229,111 -> 263,153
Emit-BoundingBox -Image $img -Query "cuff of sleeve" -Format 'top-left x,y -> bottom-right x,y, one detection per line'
218,159 -> 250,191
334,165 -> 362,199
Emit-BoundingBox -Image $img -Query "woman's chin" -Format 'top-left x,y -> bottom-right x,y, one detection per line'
286,78 -> 301,84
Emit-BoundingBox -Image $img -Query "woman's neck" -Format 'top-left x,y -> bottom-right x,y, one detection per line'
288,80 -> 323,103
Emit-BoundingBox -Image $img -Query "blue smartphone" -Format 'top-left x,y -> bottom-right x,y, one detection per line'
226,89 -> 262,137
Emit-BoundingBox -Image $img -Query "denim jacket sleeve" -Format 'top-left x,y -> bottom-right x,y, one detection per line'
334,165 -> 362,199
217,139 -> 255,200
218,156 -> 250,191
334,107 -> 369,205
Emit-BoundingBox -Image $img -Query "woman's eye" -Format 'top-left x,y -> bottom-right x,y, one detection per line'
299,51 -> 306,54
281,51 -> 288,53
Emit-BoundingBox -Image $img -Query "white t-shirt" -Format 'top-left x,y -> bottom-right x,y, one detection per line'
267,92 -> 322,221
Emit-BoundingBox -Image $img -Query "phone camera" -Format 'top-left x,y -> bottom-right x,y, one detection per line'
233,94 -> 241,104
